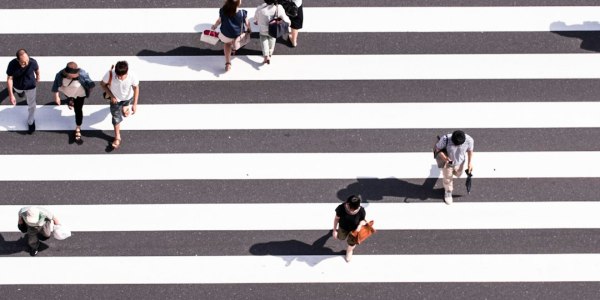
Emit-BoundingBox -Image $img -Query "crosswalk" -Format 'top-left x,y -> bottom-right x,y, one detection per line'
1,0 -> 600,298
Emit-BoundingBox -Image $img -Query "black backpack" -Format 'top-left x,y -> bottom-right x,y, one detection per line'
278,0 -> 298,18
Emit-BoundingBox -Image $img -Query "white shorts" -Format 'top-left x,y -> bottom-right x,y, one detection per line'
218,32 -> 235,44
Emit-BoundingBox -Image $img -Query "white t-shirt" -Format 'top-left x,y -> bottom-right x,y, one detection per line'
58,78 -> 86,98
254,4 -> 291,35
435,134 -> 474,166
102,70 -> 139,101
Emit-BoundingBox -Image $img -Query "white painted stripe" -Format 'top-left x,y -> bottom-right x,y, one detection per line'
3,54 -> 600,82
2,202 -> 600,232
2,102 -> 600,131
1,254 -> 599,284
0,152 -> 598,181
0,7 -> 598,33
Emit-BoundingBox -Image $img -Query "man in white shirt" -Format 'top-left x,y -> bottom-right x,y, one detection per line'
434,130 -> 474,204
100,61 -> 140,150
17,206 -> 61,256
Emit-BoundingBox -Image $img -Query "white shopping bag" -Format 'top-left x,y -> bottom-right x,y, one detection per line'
201,30 -> 220,45
52,225 -> 72,240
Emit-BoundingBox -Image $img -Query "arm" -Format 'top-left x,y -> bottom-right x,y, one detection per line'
6,76 -> 16,105
54,92 -> 61,105
35,68 -> 40,83
131,85 -> 139,114
467,150 -> 473,172
332,216 -> 340,238
211,17 -> 222,30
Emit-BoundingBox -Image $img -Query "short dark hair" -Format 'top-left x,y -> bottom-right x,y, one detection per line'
451,130 -> 466,145
115,61 -> 129,76
346,195 -> 362,210
264,0 -> 276,4
16,49 -> 28,59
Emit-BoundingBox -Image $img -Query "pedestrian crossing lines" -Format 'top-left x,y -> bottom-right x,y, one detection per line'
1,1 -> 600,299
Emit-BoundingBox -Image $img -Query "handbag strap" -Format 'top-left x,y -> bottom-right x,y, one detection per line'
107,65 -> 114,87
240,10 -> 247,34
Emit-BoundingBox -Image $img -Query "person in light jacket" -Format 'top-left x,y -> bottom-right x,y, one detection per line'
254,0 -> 290,64
51,62 -> 95,144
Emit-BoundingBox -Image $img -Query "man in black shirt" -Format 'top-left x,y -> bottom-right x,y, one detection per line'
6,49 -> 40,134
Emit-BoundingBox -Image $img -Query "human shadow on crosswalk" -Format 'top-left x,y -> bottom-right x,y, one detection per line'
138,44 -> 264,76
337,166 -> 464,203
249,230 -> 344,266
0,233 -> 49,256
550,21 -> 600,52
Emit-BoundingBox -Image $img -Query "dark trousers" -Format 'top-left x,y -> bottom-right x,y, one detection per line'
69,97 -> 86,126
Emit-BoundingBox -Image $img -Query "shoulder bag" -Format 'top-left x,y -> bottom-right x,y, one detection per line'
350,220 -> 376,245
434,134 -> 449,168
268,5 -> 289,39
233,10 -> 251,51
102,65 -> 114,100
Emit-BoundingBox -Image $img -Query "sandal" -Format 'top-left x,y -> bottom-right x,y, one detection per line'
111,138 -> 121,150
74,128 -> 82,144
68,99 -> 74,110
225,62 -> 231,72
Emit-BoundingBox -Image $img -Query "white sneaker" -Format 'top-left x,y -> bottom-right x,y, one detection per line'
444,191 -> 453,205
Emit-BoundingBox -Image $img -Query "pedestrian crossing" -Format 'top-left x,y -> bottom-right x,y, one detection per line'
1,0 -> 600,298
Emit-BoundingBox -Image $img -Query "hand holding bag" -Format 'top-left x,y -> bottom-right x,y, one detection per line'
268,6 -> 289,39
52,224 -> 72,240
201,29 -> 220,45
350,220 -> 376,245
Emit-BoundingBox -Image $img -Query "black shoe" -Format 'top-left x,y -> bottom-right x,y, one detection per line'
29,248 -> 38,256
28,122 -> 35,134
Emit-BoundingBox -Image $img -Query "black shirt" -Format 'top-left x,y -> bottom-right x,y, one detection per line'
335,203 -> 366,231
6,58 -> 38,90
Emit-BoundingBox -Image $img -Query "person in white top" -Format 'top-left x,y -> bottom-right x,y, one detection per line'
100,61 -> 140,150
254,0 -> 290,64
433,130 -> 474,204
51,62 -> 95,144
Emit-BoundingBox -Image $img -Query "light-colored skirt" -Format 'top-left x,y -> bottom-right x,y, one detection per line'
218,32 -> 235,44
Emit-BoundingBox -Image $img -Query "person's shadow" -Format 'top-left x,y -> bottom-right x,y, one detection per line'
550,21 -> 600,52
0,233 -> 49,255
136,22 -> 264,76
337,165 -> 463,203
0,94 -> 117,151
249,231 -> 344,266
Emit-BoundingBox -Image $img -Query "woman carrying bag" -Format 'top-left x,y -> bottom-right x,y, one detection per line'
333,195 -> 368,262
254,0 -> 290,64
211,0 -> 250,72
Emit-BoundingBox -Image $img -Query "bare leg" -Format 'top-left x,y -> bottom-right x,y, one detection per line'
224,43 -> 232,71
345,244 -> 356,262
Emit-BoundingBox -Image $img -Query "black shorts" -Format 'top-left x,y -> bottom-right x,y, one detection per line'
290,5 -> 303,30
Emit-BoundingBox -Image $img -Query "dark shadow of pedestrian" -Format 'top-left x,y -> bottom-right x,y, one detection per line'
249,230 -> 343,266
337,164 -> 463,203
550,21 -> 600,52
0,233 -> 49,255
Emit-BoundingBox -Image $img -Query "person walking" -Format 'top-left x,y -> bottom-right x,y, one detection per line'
52,62 -> 95,144
288,0 -> 303,47
434,130 -> 474,204
100,61 -> 140,150
211,0 -> 250,71
254,0 -> 290,64
333,195 -> 367,262
17,206 -> 61,256
6,49 -> 40,134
